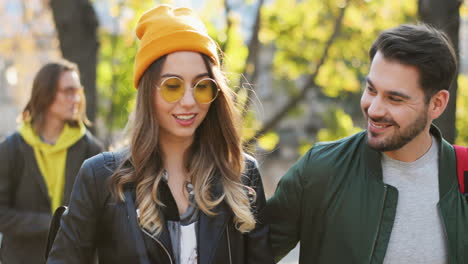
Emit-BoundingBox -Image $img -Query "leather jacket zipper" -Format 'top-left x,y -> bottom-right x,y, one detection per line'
226,225 -> 232,264
141,228 -> 174,264
369,184 -> 387,264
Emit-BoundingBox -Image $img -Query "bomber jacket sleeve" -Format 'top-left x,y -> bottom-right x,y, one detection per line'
266,153 -> 307,262
47,157 -> 101,264
0,133 -> 51,237
245,159 -> 275,264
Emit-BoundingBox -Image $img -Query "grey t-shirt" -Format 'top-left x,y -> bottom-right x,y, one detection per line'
382,137 -> 448,264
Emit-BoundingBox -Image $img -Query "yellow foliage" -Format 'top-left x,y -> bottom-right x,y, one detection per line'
298,140 -> 314,156
461,2 -> 468,17
317,108 -> 362,142
456,74 -> 468,145
110,5 -> 120,18
258,27 -> 277,44
258,132 -> 280,151
126,97 -> 136,113
223,20 -> 248,76
241,111 -> 261,141
318,60 -> 360,97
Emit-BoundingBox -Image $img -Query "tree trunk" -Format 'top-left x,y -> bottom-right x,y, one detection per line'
50,0 -> 99,129
418,0 -> 462,143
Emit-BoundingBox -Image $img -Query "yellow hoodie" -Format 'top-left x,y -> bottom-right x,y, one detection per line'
19,121 -> 86,212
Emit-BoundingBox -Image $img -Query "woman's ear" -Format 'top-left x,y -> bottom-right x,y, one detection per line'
428,90 -> 450,120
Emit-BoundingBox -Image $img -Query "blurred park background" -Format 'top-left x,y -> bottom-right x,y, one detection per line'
0,0 -> 467,262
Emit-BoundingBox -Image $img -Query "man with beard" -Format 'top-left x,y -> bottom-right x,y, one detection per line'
266,24 -> 467,264
0,60 -> 103,263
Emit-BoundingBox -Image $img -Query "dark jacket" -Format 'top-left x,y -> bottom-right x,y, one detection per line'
267,125 -> 468,264
47,152 -> 274,264
0,131 -> 103,264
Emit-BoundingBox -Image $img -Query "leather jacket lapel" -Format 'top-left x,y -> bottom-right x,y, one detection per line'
124,188 -> 151,264
140,181 -> 176,262
198,178 -> 232,264
198,204 -> 231,264
124,185 -> 175,263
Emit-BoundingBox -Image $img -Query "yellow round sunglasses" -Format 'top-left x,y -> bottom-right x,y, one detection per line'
157,77 -> 220,104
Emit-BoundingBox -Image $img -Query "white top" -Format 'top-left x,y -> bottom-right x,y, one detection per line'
179,222 -> 197,264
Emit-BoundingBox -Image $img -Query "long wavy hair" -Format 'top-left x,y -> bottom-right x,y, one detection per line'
109,53 -> 256,235
22,60 -> 89,133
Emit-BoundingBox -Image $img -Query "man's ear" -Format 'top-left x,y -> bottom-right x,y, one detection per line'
429,90 -> 450,120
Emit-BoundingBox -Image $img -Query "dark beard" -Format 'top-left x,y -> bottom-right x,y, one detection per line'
366,111 -> 428,152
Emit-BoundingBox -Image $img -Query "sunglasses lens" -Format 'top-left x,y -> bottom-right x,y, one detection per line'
160,77 -> 184,103
194,79 -> 218,104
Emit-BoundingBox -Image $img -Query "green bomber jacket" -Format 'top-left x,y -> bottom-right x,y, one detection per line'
266,125 -> 468,264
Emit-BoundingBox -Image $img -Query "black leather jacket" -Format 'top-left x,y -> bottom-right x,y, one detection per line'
47,152 -> 274,264
0,131 -> 103,264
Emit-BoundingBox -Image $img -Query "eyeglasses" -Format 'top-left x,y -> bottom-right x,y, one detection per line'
58,87 -> 83,100
157,77 -> 220,104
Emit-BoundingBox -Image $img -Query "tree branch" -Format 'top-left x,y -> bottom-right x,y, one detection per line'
244,1 -> 349,147
238,0 -> 265,118
221,0 -> 233,53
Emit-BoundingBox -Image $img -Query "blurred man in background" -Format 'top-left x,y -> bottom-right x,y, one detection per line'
0,60 -> 103,263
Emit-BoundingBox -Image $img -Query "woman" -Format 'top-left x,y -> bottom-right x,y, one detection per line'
47,4 -> 273,264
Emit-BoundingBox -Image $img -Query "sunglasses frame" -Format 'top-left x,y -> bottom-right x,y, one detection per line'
157,76 -> 220,104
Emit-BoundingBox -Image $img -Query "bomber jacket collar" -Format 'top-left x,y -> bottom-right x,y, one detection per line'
361,131 -> 382,182
433,125 -> 458,200
361,124 -> 457,200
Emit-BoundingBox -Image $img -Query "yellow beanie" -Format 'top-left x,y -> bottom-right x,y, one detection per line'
133,4 -> 220,89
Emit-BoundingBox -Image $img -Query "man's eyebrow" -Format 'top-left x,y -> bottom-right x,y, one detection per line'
365,76 -> 411,100
387,91 -> 411,100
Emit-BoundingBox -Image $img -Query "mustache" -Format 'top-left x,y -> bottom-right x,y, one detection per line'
368,116 -> 396,125
364,112 -> 398,126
